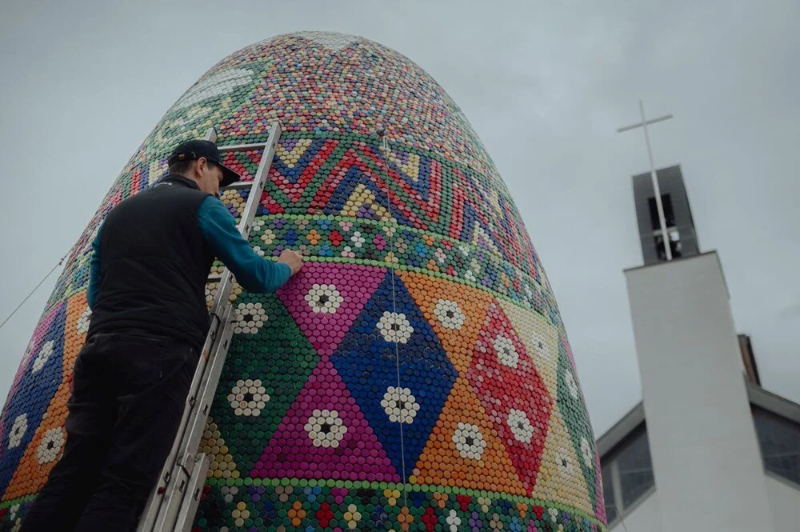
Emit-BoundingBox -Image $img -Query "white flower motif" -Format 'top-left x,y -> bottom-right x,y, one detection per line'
8,414 -> 28,449
77,308 -> 92,334
524,285 -> 533,299
549,508 -> 559,522
252,219 -> 265,232
22,339 -> 36,362
531,331 -> 551,360
580,437 -> 594,470
377,312 -> 413,344
252,245 -> 266,257
9,504 -> 19,521
296,31 -> 360,52
555,448 -> 575,478
446,509 -> 462,531
350,231 -> 366,248
565,370 -> 579,399
304,284 -> 344,314
464,271 -> 476,282
381,387 -> 420,424
344,503 -> 362,528
32,340 -> 55,373
221,485 -> 239,504
452,422 -> 487,460
304,409 -> 347,448
228,379 -> 269,416
233,302 -> 268,334
174,67 -> 255,110
493,335 -> 518,368
507,409 -> 535,444
261,228 -> 276,246
384,251 -> 399,265
36,427 -> 65,464
434,300 -> 466,330
459,244 -> 470,256
470,259 -> 481,273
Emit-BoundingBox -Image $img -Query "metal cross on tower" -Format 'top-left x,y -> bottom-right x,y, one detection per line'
618,100 -> 675,261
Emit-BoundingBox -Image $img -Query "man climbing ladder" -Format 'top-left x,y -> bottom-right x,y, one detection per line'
20,135 -> 303,532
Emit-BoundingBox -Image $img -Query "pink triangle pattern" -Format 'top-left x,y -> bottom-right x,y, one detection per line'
276,262 -> 386,358
251,358 -> 400,482
11,306 -> 59,395
595,445 -> 605,521
0,305 -> 60,469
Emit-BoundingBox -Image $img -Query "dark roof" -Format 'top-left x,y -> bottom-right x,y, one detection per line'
597,379 -> 800,460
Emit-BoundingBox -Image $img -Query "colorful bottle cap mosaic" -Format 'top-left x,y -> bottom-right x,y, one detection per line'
0,32 -> 606,530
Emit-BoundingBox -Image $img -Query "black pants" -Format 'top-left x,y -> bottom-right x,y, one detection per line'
20,330 -> 199,532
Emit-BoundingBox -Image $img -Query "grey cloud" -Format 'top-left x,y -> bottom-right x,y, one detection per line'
1,0 -> 798,436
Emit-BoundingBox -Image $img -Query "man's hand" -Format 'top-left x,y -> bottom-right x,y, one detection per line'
278,249 -> 304,275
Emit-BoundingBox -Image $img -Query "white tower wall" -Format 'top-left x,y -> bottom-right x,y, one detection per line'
625,251 -> 774,532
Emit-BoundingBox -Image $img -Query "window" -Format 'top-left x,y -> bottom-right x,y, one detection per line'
617,429 -> 656,507
647,194 -> 676,231
753,406 -> 800,487
600,424 -> 656,527
654,232 -> 682,260
602,463 -> 618,524
648,194 -> 682,260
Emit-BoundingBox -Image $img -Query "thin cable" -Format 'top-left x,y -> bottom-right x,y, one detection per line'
611,503 -> 629,532
0,253 -> 67,332
378,130 -> 409,509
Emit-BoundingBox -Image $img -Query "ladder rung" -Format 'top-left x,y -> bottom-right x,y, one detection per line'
173,454 -> 210,530
221,180 -> 257,190
218,142 -> 269,153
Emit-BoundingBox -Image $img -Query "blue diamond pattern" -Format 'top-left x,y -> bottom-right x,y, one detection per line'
331,272 -> 457,479
0,302 -> 66,496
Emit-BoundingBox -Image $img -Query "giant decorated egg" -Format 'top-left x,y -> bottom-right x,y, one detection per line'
0,32 -> 606,531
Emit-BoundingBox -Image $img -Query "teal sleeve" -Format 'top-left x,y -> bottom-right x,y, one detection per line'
197,196 -> 292,293
87,224 -> 103,310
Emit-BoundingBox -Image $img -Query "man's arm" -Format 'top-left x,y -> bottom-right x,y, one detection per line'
197,196 -> 293,293
87,224 -> 103,310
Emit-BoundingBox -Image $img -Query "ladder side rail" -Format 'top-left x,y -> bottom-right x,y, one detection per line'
137,125 -> 249,531
174,455 -> 210,532
208,122 -> 282,313
151,305 -> 235,531
208,270 -> 236,318
236,122 -> 282,236
208,122 -> 282,316
174,315 -> 235,474
136,308 -> 227,532
155,122 -> 283,526
147,122 -> 283,531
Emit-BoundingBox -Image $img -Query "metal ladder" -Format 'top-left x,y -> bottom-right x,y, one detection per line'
137,122 -> 282,532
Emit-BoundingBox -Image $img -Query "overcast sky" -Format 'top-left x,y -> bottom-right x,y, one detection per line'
1,0 -> 798,435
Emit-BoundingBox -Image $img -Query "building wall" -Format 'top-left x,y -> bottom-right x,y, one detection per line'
609,491 -> 663,532
611,473 -> 800,532
625,252 -> 775,531
765,475 -> 800,530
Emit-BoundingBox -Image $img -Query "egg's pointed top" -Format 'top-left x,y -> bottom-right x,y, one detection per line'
155,31 -> 494,178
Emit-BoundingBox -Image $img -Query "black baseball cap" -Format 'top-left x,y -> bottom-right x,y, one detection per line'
168,140 -> 240,187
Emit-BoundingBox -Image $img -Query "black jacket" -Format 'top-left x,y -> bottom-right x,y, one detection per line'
87,175 -> 216,349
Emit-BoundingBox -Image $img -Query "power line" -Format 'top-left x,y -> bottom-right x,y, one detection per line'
0,253 -> 67,332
